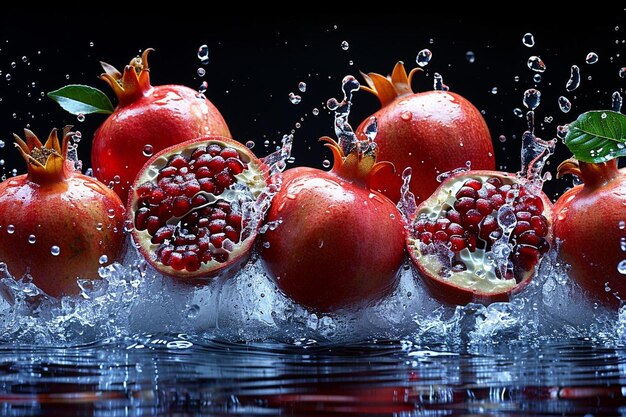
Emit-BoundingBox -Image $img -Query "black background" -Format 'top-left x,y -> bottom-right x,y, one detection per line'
0,10 -> 624,200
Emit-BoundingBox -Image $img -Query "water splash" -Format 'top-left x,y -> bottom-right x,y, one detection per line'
612,91 -> 623,112
566,65 -> 581,92
326,75 -> 360,156
433,73 -> 449,91
397,167 -> 417,223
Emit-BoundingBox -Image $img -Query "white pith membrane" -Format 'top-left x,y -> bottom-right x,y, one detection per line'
131,141 -> 267,277
408,174 -> 549,295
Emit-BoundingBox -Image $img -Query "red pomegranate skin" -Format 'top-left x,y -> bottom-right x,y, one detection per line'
260,139 -> 406,312
553,159 -> 626,307
92,49 -> 231,203
0,129 -> 125,298
356,62 -> 495,203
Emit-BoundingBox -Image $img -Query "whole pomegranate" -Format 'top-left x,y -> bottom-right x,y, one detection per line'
355,62 -> 495,203
92,48 -> 231,203
0,128 -> 125,298
259,137 -> 406,312
406,170 -> 552,305
553,159 -> 626,307
128,136 -> 268,281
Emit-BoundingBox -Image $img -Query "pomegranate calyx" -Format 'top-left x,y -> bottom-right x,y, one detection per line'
320,136 -> 393,187
557,158 -> 620,189
360,61 -> 423,107
100,48 -> 153,106
13,127 -> 73,184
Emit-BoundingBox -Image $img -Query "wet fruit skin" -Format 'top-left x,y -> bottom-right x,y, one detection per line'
0,128 -> 125,298
553,159 -> 626,307
92,49 -> 231,204
260,138 -> 406,312
129,135 -> 268,282
356,62 -> 495,203
407,170 -> 553,305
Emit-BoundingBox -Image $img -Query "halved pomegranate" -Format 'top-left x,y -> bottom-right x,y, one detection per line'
406,171 -> 552,305
128,136 -> 268,281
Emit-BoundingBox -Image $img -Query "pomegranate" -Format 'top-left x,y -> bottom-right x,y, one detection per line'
355,62 -> 495,203
553,159 -> 626,307
128,136 -> 268,281
0,128 -> 125,298
92,48 -> 231,203
406,171 -> 552,305
259,137 -> 406,312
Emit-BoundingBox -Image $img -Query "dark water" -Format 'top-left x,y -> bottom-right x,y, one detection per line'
1,335 -> 625,416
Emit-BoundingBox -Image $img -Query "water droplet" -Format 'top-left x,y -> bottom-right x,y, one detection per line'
10,62 -> 16,69
621,237 -> 626,252
585,52 -> 599,64
72,131 -> 82,143
401,111 -> 412,121
326,97 -> 340,111
5,74 -> 11,81
601,112 -> 608,119
322,159 -> 331,168
557,125 -> 569,140
262,241 -> 270,249
312,108 -> 320,116
620,220 -> 626,230
522,33 -> 535,47
107,208 -> 116,218
416,49 -> 432,67
263,140 -> 270,147
77,113 -> 85,122
618,260 -> 626,275
558,96 -> 572,113
65,74 -> 70,80
612,91 -> 623,113
298,82 -> 307,92
245,140 -> 255,149
99,255 -> 108,265
28,234 -> 36,244
523,89 -> 541,110
533,74 -> 542,83
0,160 -> 4,166
490,87 -> 498,94
51,245 -> 60,256
513,108 -> 524,117
527,56 -> 546,72
21,56 -> 28,63
288,92 -> 301,104
123,220 -> 134,233
6,225 -> 15,234
197,44 -> 209,64
341,40 -> 349,50
96,223 -> 103,231
197,67 -> 206,77
433,73 -> 446,91
142,144 -> 154,157
498,135 -> 507,142
566,65 -> 581,92
620,67 -> 626,78
185,304 -> 200,319
0,140 -> 4,148
514,75 -> 520,82
198,81 -> 208,94
113,175 -> 121,184
465,51 -> 475,63
89,41 -> 94,47
11,169 -> 17,177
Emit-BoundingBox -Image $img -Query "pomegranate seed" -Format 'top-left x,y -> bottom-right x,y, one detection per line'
414,218 -> 427,233
210,233 -> 226,249
208,156 -> 226,174
454,197 -> 475,214
183,251 -> 200,272
172,196 -> 191,217
514,244 -> 540,271
449,235 -> 466,252
209,219 -> 226,234
216,201 -> 231,211
516,211 -> 532,221
212,208 -> 227,220
215,171 -> 234,188
516,230 -> 542,247
463,209 -> 483,233
518,194 -> 544,215
531,215 -> 549,237
214,252 -> 228,263
225,225 -> 240,242
156,199 -> 173,218
436,218 -> 450,230
191,146 -> 207,160
168,154 -> 188,169
169,251 -> 185,270
479,215 -> 498,241
499,184 -> 511,195
198,237 -> 210,252
513,221 -> 532,235
145,216 -> 162,235
191,195 -> 208,208
465,178 -> 483,191
152,225 -> 175,244
226,157 -> 245,175
434,230 -> 448,242
162,181 -> 183,196
207,144 -> 222,156
456,186 -> 478,199
196,167 -> 211,179
220,147 -> 239,159
201,251 -> 213,263
420,231 -> 433,244
466,235 -> 477,252
135,207 -> 150,230
148,188 -> 166,205
195,154 -> 213,169
448,222 -> 464,236
135,182 -> 155,198
447,209 -> 462,224
184,180 -> 202,197
158,245 -> 174,265
226,212 -> 243,228
491,194 -> 505,207
487,177 -> 503,188
425,220 -> 437,233
475,198 -> 493,216
199,178 -> 216,194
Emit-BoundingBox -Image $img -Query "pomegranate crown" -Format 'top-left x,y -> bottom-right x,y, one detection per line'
320,136 -> 393,187
13,126 -> 73,184
360,61 -> 423,107
100,48 -> 153,106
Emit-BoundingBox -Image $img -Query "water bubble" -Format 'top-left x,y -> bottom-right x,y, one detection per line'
99,255 -> 109,265
523,89 -> 541,110
557,125 -> 569,140
245,140 -> 255,149
513,108 -> 524,117
89,41 -> 94,47
341,40 -> 349,50
197,44 -> 209,64
558,96 -> 572,113
527,56 -> 546,72
0,160 -> 4,166
298,82 -> 307,92
72,131 -> 82,143
123,220 -> 134,233
566,65 -> 581,92
10,62 -> 16,69
113,175 -> 121,184
263,140 -> 270,147
0,140 -> 4,148
6,225 -> 15,234
50,245 -> 60,256
28,234 -> 36,244
77,113 -> 85,122
5,74 -> 11,81
198,81 -> 208,94
498,135 -> 507,142
288,92 -> 301,104
522,32 -> 535,47
533,74 -> 542,83
326,98 -> 340,111
514,75 -> 520,82
618,260 -> 626,275
585,52 -> 599,64
312,108 -> 320,116
21,56 -> 28,63
621,237 -> 626,252
11,169 -> 17,177
65,74 -> 70,80
620,67 -> 626,78
142,144 -> 154,157
612,91 -> 623,113
197,67 -> 206,77
322,159 -> 331,168
416,49 -> 432,67
465,51 -> 475,63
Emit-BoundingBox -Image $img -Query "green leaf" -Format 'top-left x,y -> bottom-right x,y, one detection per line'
564,110 -> 626,163
47,85 -> 114,115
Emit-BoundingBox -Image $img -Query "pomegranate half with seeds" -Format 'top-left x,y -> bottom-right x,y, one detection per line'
128,136 -> 268,281
407,171 -> 552,305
